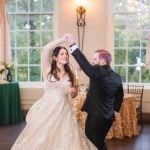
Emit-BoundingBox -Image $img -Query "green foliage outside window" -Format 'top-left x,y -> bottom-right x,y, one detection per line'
17,67 -> 28,81
17,49 -> 28,64
114,1 -> 150,83
115,66 -> 126,82
29,49 -> 40,64
128,49 -> 139,65
114,49 -> 126,65
128,67 -> 140,83
30,66 -> 41,81
7,0 -> 54,82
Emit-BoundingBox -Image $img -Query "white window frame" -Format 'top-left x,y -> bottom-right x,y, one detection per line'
114,9 -> 150,86
7,0 -> 58,88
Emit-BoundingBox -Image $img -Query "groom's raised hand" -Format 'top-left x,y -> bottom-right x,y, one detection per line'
64,33 -> 78,54
64,33 -> 75,46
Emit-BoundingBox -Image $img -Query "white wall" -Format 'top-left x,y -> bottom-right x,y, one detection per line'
58,0 -> 113,83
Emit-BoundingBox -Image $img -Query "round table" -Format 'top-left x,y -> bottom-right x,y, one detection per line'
0,82 -> 23,126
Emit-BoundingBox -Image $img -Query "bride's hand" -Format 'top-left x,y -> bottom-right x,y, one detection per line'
65,86 -> 78,98
64,33 -> 75,45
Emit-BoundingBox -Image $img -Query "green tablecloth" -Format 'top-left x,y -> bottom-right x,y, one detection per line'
0,82 -> 23,126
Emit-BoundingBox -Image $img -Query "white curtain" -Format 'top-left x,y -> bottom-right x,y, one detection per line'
0,0 -> 11,63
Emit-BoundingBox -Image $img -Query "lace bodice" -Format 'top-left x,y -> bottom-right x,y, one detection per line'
44,75 -> 71,97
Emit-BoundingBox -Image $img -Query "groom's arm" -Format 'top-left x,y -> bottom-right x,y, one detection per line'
69,43 -> 110,79
113,83 -> 124,112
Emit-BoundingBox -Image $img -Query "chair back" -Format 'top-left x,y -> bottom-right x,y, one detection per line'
127,84 -> 144,131
127,85 -> 144,109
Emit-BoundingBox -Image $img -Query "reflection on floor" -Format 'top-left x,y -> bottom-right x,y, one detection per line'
106,123 -> 150,150
0,121 -> 150,150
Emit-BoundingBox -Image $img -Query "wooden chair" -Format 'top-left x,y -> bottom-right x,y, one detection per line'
127,84 -> 144,132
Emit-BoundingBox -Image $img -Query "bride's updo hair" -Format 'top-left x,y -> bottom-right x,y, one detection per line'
48,46 -> 75,86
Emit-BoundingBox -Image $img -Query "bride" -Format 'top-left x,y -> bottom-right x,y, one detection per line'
11,37 -> 97,150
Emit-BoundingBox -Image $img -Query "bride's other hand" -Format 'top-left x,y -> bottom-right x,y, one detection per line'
65,86 -> 78,98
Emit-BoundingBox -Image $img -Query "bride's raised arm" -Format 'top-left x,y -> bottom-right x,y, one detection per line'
41,37 -> 66,79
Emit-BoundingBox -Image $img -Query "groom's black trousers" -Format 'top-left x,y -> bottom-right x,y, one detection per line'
85,114 -> 113,150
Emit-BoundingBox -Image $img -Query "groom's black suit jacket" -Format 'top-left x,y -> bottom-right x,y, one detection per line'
72,49 -> 124,120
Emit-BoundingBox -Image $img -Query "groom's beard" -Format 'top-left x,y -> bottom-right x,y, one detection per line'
92,63 -> 100,67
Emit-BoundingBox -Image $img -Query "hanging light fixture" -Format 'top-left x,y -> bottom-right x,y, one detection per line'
75,0 -> 87,51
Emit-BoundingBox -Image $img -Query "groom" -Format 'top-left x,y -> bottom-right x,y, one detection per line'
65,34 -> 124,150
